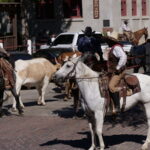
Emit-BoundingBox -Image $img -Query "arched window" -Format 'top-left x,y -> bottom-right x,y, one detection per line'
63,0 -> 82,18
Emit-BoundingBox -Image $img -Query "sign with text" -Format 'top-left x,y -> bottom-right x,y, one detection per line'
93,0 -> 99,19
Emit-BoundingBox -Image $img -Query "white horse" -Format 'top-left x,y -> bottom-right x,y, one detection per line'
54,56 -> 150,150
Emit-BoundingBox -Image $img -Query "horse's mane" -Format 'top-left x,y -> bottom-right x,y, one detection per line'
76,57 -> 99,78
133,27 -> 146,34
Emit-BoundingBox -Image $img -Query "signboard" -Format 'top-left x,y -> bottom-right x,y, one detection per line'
93,0 -> 99,19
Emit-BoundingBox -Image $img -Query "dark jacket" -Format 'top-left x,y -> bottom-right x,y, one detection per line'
78,36 -> 101,54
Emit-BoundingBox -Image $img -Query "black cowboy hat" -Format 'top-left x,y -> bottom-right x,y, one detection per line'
82,26 -> 95,36
102,36 -> 123,47
124,20 -> 128,24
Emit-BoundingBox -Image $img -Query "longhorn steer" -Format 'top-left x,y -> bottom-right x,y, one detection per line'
12,58 -> 60,110
57,51 -> 82,101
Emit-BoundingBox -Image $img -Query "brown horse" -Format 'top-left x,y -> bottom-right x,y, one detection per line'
118,27 -> 148,45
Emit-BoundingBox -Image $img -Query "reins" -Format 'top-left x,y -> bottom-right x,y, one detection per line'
65,59 -> 102,80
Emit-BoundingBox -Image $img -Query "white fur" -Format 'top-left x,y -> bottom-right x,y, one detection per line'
55,56 -> 150,150
12,58 -> 58,110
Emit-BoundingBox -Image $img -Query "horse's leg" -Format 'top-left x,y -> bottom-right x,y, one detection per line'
142,102 -> 150,150
95,110 -> 105,150
134,66 -> 140,73
88,122 -> 96,150
73,88 -> 80,114
143,65 -> 147,73
64,79 -> 70,101
12,82 -> 24,111
11,86 -> 23,115
0,89 -> 4,117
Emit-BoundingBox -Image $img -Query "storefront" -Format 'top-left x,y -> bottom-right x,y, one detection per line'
0,1 -> 21,50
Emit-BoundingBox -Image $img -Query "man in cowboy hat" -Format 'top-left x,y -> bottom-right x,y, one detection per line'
106,36 -> 127,115
78,26 -> 103,62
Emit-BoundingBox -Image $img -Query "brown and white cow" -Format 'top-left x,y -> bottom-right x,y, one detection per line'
57,51 -> 82,101
12,57 -> 60,110
57,51 -> 82,64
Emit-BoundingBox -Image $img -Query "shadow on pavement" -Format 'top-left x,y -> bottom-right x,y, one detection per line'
104,102 -> 147,128
40,131 -> 90,149
104,134 -> 146,148
40,131 -> 146,149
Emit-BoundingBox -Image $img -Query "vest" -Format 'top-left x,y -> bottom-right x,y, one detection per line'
107,44 -> 125,73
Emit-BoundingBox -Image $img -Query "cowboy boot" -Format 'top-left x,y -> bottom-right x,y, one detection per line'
109,92 -> 120,114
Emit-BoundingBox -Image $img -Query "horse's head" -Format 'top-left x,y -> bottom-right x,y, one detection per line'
54,56 -> 80,83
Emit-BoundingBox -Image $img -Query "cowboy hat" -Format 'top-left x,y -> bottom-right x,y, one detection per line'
82,26 -> 95,36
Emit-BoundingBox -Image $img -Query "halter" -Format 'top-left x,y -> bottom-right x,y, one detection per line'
64,59 -> 101,80
65,60 -> 78,80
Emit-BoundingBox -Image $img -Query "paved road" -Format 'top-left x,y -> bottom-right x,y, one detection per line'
0,82 -> 149,150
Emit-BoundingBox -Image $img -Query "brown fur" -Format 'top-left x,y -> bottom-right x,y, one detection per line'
57,51 -> 82,64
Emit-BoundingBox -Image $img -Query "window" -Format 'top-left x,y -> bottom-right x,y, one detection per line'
132,0 -> 137,16
36,0 -> 54,19
142,0 -> 147,16
63,0 -> 82,18
52,34 -> 74,45
103,20 -> 110,27
121,0 -> 127,16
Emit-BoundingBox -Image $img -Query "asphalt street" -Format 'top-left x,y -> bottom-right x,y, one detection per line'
1,73 -> 149,150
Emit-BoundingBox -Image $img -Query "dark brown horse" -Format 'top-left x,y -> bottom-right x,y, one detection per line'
118,27 -> 148,45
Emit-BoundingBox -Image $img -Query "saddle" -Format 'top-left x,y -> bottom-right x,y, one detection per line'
99,73 -> 141,112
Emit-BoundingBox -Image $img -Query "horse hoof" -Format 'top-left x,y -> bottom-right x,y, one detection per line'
64,98 -> 68,101
20,105 -> 25,109
0,112 -> 3,118
18,110 -> 24,116
11,107 -> 17,112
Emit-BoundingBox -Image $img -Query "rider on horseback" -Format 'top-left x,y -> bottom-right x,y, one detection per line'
107,39 -> 127,114
0,47 -> 15,89
121,20 -> 133,41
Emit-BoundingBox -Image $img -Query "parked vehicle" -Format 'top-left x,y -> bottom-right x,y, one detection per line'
40,32 -> 132,53
50,32 -> 103,51
33,48 -> 72,64
9,51 -> 33,67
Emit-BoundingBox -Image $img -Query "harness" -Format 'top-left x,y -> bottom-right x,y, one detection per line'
64,58 -> 141,113
99,72 -> 141,112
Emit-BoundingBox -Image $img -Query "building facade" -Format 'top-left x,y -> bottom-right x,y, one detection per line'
0,0 -> 150,49
27,0 -> 150,37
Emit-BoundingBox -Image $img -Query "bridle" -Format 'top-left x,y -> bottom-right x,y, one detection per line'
65,60 -> 78,80
64,59 -> 100,80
